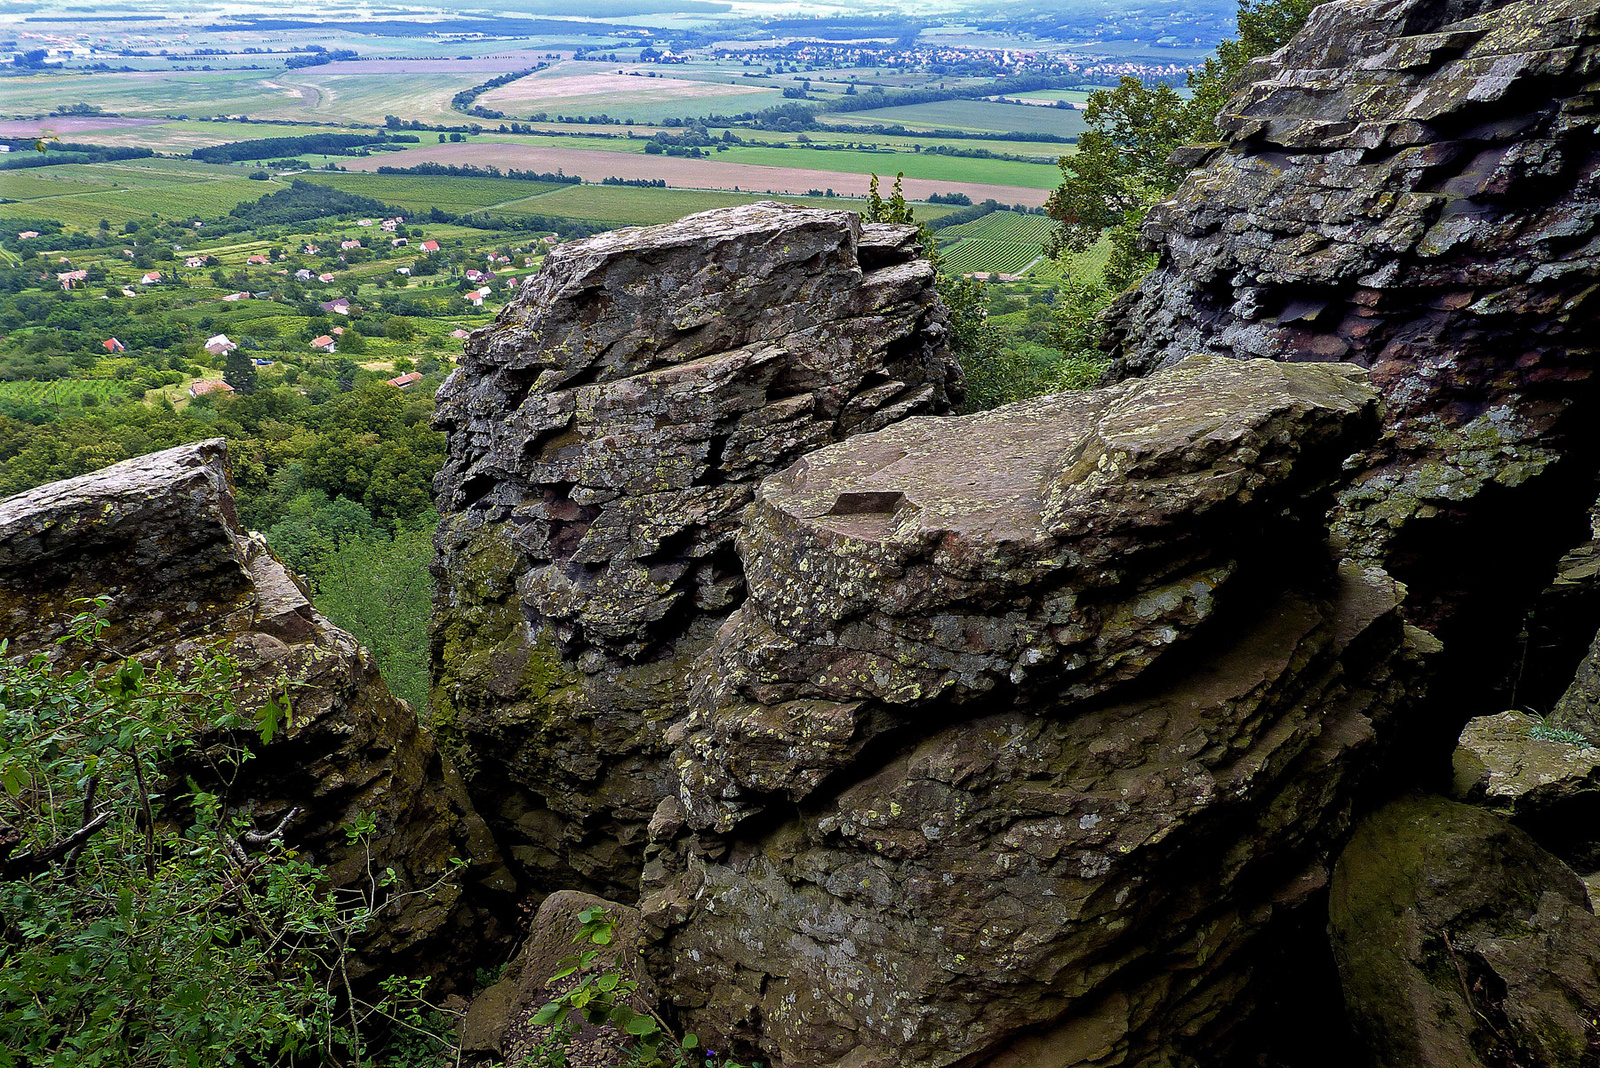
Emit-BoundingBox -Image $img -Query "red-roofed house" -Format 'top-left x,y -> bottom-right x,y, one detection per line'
188,380 -> 234,398
247,254 -> 269,265
450,328 -> 470,339
419,240 -> 440,253
204,334 -> 236,356
310,335 -> 336,352
140,271 -> 162,285
386,372 -> 424,389
103,337 -> 125,353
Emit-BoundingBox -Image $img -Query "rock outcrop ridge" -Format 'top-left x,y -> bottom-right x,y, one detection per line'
430,202 -> 962,895
1102,0 -> 1600,651
0,440 -> 509,978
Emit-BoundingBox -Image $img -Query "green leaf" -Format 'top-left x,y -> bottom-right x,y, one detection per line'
530,1002 -> 565,1027
681,1034 -> 699,1050
589,927 -> 613,946
255,698 -> 285,745
596,972 -> 619,992
624,1015 -> 658,1037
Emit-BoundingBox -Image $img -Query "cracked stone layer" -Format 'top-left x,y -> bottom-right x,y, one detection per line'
644,357 -> 1428,1068
430,202 -> 961,896
0,440 -> 510,981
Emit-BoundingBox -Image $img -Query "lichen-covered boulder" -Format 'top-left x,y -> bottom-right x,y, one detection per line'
644,356 -> 1429,1068
1330,794 -> 1600,1068
1101,0 -> 1600,649
0,440 -> 510,979
430,202 -> 962,896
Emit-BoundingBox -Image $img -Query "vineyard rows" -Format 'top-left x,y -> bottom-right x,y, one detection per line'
0,379 -> 142,406
937,211 -> 1054,276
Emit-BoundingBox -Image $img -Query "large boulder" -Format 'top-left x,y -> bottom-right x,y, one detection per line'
1100,0 -> 1600,702
643,356 -> 1429,1068
0,440 -> 510,979
430,202 -> 962,896
1330,794 -> 1600,1068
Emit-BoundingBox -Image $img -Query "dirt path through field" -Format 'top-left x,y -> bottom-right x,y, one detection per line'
344,142 -> 1050,206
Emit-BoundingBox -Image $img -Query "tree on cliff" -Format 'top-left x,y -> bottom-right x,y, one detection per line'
1047,0 -> 1327,290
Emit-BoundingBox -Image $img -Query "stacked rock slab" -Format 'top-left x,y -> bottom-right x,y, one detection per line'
430,202 -> 961,896
644,356 -> 1430,1068
0,441 -> 509,979
1101,0 -> 1600,641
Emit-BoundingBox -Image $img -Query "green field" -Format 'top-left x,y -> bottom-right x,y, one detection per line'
938,211 -> 1057,275
0,176 -> 281,228
717,145 -> 1060,189
296,172 -> 572,213
0,379 -> 141,407
823,100 -> 1088,138
0,172 -> 121,200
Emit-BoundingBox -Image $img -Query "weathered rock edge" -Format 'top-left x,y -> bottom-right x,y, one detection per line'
430,201 -> 963,897
0,439 -> 511,979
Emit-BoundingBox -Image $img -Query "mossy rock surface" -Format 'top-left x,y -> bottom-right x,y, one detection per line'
1330,793 -> 1600,1068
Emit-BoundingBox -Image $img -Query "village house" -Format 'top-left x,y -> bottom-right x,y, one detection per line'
395,266 -> 411,276
467,293 -> 484,307
386,371 -> 424,389
295,269 -> 313,281
310,335 -> 336,353
450,328 -> 471,339
204,334 -> 236,356
184,257 -> 205,269
102,338 -> 125,353
303,243 -> 320,255
247,254 -> 269,265
222,292 -> 249,302
17,231 -> 39,240
340,239 -> 362,250
391,238 -> 408,247
318,272 -> 336,283
140,271 -> 162,285
357,219 -> 373,227
188,380 -> 234,398
319,298 -> 351,316
123,249 -> 135,258
56,269 -> 88,290
420,240 -> 440,253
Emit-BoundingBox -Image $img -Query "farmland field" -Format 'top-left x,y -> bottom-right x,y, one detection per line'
0,177 -> 281,228
479,67 -> 781,123
822,99 -> 1088,138
295,172 -> 573,213
0,172 -> 121,200
938,211 -> 1057,275
718,145 -> 1060,189
0,379 -> 142,407
341,142 -> 1051,205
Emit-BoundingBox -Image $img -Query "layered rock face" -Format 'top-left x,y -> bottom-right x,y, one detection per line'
430,203 -> 962,895
0,441 -> 509,978
1102,0 -> 1600,646
642,356 -> 1429,1068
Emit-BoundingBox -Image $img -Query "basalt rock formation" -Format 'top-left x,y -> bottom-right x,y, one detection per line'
640,355 -> 1428,1068
0,440 -> 510,980
1101,0 -> 1600,705
430,202 -> 962,896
